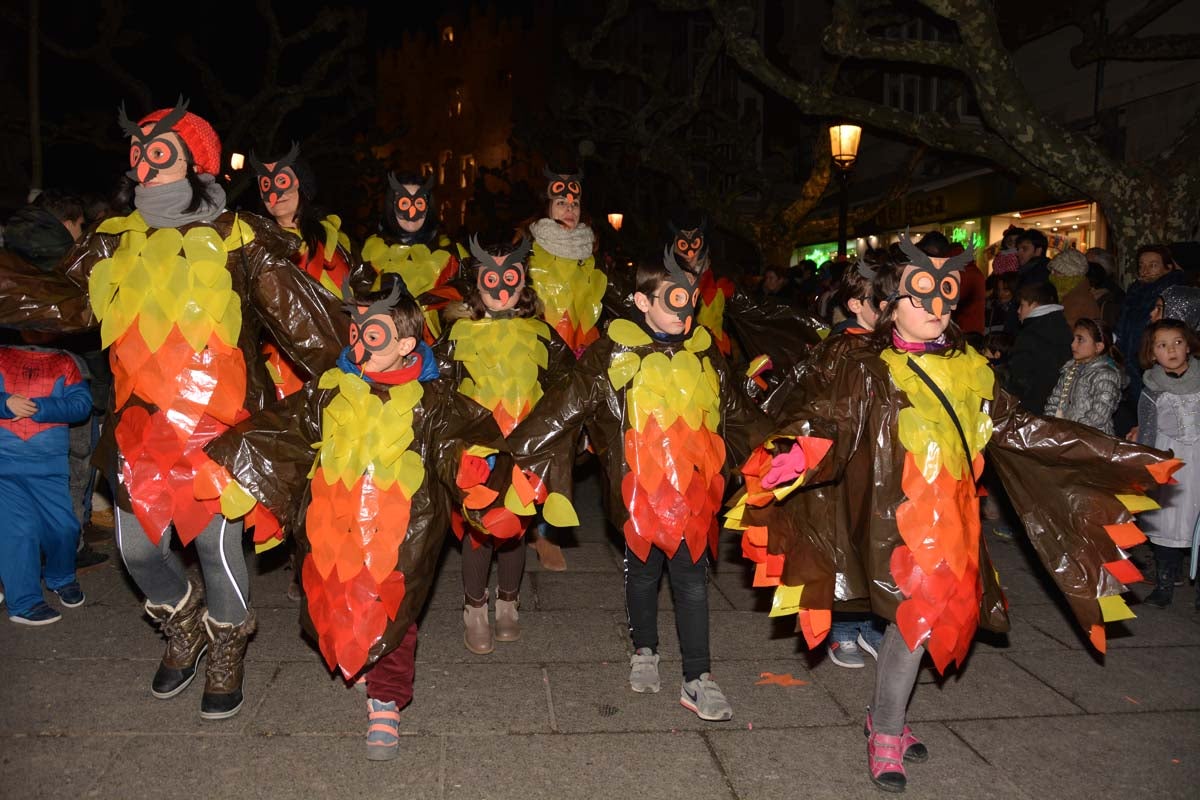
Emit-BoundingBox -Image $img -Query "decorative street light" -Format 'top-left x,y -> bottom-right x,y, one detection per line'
229,152 -> 245,171
829,124 -> 862,258
607,212 -> 624,232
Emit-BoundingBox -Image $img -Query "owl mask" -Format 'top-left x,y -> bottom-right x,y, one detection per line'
668,219 -> 709,273
470,235 -> 531,309
893,231 -> 975,317
388,171 -> 436,225
250,141 -> 301,209
657,245 -> 701,333
543,166 -> 583,204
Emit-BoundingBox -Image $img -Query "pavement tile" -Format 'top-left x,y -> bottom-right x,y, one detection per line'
1008,645 -> 1200,713
97,734 -> 443,799
0,656 -> 276,735
0,735 -> 125,800
442,732 -> 734,799
947,712 -> 1200,800
247,605 -> 321,662
708,722 -> 1030,800
548,658 -> 848,733
0,604 -> 165,661
413,606 -> 630,664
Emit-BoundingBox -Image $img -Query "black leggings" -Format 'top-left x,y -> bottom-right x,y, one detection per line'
115,506 -> 250,624
624,541 -> 711,682
461,535 -> 525,602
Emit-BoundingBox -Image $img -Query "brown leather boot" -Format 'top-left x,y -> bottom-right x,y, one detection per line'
200,610 -> 257,720
144,577 -> 207,699
463,594 -> 494,655
494,592 -> 521,642
533,536 -> 567,571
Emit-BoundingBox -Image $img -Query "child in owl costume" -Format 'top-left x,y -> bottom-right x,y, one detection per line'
206,278 -> 533,759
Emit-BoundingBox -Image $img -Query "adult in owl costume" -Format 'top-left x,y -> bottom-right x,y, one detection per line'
206,279 -> 530,759
0,99 -> 349,720
251,142 -> 355,400
434,235 -> 578,654
506,249 -> 774,720
356,171 -> 462,344
725,234 -> 1180,792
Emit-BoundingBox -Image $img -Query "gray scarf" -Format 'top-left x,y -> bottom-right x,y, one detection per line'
1144,357 -> 1200,396
134,174 -> 226,229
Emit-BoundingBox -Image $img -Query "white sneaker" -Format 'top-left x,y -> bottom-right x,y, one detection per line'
629,648 -> 661,693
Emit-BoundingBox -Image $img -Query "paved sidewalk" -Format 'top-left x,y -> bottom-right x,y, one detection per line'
2,468 -> 1197,799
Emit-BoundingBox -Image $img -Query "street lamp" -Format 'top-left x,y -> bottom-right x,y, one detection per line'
229,152 -> 245,171
607,213 -> 624,232
829,124 -> 862,258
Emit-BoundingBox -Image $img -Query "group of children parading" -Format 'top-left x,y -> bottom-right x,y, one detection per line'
0,100 -> 1190,793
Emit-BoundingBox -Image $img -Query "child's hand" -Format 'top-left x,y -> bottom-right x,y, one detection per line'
762,445 -> 807,489
6,394 -> 37,418
1125,426 -> 1139,442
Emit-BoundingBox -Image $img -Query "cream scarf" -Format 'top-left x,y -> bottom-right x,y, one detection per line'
530,218 -> 594,261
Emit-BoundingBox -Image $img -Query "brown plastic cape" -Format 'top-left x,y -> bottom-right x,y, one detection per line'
432,311 -> 577,502
0,211 -> 349,527
722,289 -> 828,377
505,319 -> 776,559
732,341 -> 1177,659
204,368 -> 515,675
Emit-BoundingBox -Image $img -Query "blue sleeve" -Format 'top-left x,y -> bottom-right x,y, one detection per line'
0,392 -> 12,419
31,376 -> 93,425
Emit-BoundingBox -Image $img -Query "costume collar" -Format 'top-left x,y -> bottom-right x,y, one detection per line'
336,341 -> 439,384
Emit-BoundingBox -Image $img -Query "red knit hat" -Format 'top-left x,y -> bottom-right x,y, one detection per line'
137,107 -> 222,176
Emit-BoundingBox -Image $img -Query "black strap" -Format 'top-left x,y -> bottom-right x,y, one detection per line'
905,356 -> 973,465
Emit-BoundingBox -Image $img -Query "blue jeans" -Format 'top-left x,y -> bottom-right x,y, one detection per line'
0,474 -> 79,615
830,614 -> 885,647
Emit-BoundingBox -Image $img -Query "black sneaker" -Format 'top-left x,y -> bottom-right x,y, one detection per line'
52,582 -> 86,608
10,601 -> 62,626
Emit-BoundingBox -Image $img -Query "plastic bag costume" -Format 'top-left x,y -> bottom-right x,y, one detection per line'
204,284 -> 531,679
726,241 -> 1181,672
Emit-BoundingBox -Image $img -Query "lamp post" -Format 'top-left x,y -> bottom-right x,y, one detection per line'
829,124 -> 862,259
607,213 -> 623,232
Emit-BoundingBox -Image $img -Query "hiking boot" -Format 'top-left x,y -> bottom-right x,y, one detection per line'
865,708 -> 929,763
365,698 -> 400,761
145,577 -> 207,699
494,595 -> 521,642
629,647 -> 661,693
828,637 -> 865,668
463,596 -> 494,655
9,601 -> 61,626
200,610 -> 256,720
680,673 -> 732,721
867,731 -> 908,792
51,581 -> 86,608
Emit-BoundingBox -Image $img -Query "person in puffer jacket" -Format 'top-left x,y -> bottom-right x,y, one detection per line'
1044,318 -> 1125,435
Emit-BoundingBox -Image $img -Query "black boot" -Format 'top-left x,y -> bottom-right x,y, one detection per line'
1144,546 -> 1179,608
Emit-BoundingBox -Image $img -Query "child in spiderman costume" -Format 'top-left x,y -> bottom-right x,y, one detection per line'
726,236 -> 1180,792
0,336 -> 93,625
205,277 -> 535,760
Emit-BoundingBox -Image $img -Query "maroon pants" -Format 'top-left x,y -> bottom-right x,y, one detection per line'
366,623 -> 417,707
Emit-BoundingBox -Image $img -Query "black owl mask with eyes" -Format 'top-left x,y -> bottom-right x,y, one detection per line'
892,230 -> 975,316
118,97 -> 190,184
543,166 -> 583,204
657,245 -> 701,333
389,171 -> 436,226
667,218 -> 709,274
340,276 -> 410,365
249,141 -> 308,208
470,235 -> 531,308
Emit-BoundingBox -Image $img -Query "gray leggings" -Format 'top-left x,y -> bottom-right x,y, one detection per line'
115,506 -> 250,624
871,623 -> 926,736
